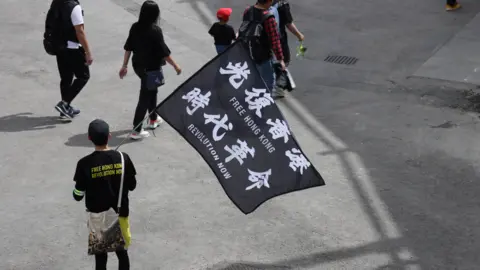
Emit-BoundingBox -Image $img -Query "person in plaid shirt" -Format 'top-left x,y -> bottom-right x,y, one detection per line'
242,0 -> 285,95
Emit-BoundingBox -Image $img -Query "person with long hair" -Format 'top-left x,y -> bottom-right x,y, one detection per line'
119,0 -> 181,140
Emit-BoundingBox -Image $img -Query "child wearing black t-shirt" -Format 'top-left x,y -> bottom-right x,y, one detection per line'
73,119 -> 137,269
209,8 -> 236,54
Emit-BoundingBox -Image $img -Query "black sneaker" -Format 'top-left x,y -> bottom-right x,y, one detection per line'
68,104 -> 81,116
55,101 -> 73,119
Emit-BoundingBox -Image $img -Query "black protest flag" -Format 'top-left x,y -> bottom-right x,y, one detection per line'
155,41 -> 325,214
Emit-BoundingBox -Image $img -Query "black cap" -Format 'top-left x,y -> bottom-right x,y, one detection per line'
88,119 -> 110,146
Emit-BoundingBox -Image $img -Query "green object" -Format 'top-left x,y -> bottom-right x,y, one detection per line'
296,42 -> 307,58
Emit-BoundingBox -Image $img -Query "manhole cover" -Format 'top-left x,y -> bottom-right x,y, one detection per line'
324,55 -> 358,65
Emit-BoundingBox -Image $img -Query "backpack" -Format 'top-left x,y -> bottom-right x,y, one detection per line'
238,6 -> 274,63
43,0 -> 67,56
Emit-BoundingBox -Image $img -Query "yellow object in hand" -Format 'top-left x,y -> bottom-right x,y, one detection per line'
119,217 -> 131,248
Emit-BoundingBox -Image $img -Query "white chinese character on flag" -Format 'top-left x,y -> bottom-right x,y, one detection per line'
181,88 -> 211,115
285,148 -> 311,175
204,113 -> 233,141
245,169 -> 272,190
267,118 -> 291,143
245,88 -> 274,118
224,139 -> 255,165
219,62 -> 250,89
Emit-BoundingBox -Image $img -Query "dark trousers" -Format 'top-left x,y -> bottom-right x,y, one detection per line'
281,37 -> 291,65
132,65 -> 158,132
55,47 -> 90,104
447,0 -> 457,5
94,249 -> 130,270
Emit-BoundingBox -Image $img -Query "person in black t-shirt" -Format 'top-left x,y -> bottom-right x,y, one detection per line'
118,0 -> 182,140
273,0 -> 304,65
73,119 -> 137,270
51,0 -> 92,120
209,8 -> 236,54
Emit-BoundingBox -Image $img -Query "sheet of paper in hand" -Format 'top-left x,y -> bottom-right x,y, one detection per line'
155,41 -> 325,214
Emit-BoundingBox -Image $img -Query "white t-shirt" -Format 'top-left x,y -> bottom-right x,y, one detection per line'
67,5 -> 84,49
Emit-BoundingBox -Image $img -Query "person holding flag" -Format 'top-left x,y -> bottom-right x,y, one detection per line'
239,0 -> 285,96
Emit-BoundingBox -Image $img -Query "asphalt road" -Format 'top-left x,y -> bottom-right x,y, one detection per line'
2,0 -> 480,269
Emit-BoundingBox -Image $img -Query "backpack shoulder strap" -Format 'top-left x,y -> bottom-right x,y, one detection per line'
48,0 -> 60,16
261,9 -> 275,22
244,6 -> 273,23
242,6 -> 254,22
48,0 -> 71,23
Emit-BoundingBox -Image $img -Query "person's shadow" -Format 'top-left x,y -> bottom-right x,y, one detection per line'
0,112 -> 69,132
65,129 -> 136,148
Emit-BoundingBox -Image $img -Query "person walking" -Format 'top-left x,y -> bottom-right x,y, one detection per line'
208,8 -> 236,54
446,0 -> 461,11
271,0 -> 304,97
119,0 -> 181,140
72,119 -> 137,270
273,0 -> 304,66
239,0 -> 285,93
50,0 -> 93,120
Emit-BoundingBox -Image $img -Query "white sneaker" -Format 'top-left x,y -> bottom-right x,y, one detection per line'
147,116 -> 164,129
130,130 -> 150,140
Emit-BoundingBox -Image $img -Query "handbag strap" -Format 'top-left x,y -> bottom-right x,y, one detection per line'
117,151 -> 125,209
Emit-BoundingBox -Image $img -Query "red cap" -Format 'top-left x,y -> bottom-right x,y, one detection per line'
217,8 -> 232,21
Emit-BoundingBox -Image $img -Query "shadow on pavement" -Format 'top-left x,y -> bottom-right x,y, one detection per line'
293,94 -> 480,269
176,0 -> 216,28
0,112 -> 68,132
65,129 -> 135,148
205,237 -> 420,269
